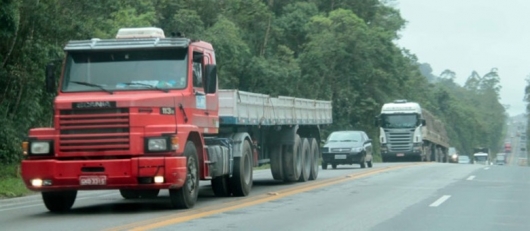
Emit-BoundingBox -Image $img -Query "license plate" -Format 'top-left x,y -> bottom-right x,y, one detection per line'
335,155 -> 347,159
79,176 -> 107,185
396,153 -> 404,157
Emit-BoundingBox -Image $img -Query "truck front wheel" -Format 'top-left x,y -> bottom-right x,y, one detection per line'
169,141 -> 199,209
42,190 -> 77,213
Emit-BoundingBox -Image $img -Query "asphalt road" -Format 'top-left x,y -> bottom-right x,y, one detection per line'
0,162 -> 411,231
4,161 -> 529,231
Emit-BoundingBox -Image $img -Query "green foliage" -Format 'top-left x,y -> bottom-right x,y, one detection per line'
0,164 -> 31,198
0,0 -> 506,164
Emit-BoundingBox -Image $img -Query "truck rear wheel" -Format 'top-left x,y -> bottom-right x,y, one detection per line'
169,141 -> 199,209
230,139 -> 253,196
211,175 -> 231,197
298,138 -> 311,182
269,143 -> 284,180
282,135 -> 302,182
42,190 -> 77,213
308,138 -> 319,180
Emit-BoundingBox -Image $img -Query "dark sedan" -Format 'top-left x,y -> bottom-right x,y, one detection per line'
321,130 -> 373,169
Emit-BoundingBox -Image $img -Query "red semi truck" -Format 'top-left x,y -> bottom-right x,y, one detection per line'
20,27 -> 332,212
505,142 -> 512,153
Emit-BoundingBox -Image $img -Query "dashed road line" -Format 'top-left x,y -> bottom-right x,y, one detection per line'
429,195 -> 451,207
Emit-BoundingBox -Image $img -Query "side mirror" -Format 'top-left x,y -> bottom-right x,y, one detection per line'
365,139 -> 372,144
421,119 -> 426,126
204,64 -> 217,94
320,140 -> 326,145
45,63 -> 56,93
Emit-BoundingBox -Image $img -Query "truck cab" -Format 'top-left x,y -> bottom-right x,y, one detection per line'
21,27 -> 219,211
375,100 -> 425,162
473,153 -> 489,165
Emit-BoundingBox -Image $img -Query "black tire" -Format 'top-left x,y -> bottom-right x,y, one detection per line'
120,189 -> 140,199
298,138 -> 311,182
367,160 -> 373,168
230,139 -> 253,196
360,161 -> 366,168
331,163 -> 337,169
282,135 -> 302,182
211,175 -> 231,197
42,190 -> 77,213
120,189 -> 159,199
269,143 -> 284,180
308,138 -> 319,180
139,189 -> 160,199
169,141 -> 200,209
322,162 -> 328,170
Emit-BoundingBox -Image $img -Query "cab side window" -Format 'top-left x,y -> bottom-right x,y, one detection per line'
192,53 -> 203,88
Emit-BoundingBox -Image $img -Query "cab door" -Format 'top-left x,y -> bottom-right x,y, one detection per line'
191,50 -> 218,134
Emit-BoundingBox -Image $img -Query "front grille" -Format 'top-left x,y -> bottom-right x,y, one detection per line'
330,148 -> 351,153
59,108 -> 130,152
387,131 -> 413,152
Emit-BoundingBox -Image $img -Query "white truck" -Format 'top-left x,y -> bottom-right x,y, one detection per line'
375,100 -> 450,162
473,153 -> 489,165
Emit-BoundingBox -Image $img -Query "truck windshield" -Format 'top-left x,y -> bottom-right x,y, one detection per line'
62,49 -> 188,92
381,114 -> 418,128
327,132 -> 362,142
474,156 -> 488,161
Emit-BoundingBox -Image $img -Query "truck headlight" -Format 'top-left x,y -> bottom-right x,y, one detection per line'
30,141 -> 51,155
146,138 -> 168,151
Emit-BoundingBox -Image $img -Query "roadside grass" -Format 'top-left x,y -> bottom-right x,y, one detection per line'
0,163 -> 32,198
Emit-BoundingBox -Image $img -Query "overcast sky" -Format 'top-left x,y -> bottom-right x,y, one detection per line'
396,0 -> 528,116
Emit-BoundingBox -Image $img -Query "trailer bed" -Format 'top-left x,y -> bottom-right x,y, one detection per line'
218,90 -> 332,126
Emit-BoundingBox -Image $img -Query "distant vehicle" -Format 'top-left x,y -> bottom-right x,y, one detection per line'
321,131 -> 373,169
473,152 -> 489,165
448,147 -> 459,163
504,142 -> 512,153
495,154 -> 506,165
457,155 -> 471,164
374,99 -> 450,162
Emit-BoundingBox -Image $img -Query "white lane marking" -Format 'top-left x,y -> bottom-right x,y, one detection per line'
467,175 -> 476,181
0,192 -> 116,212
429,195 -> 451,207
484,167 -> 490,170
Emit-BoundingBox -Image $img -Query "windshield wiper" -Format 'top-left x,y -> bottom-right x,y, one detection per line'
120,82 -> 169,93
71,81 -> 113,94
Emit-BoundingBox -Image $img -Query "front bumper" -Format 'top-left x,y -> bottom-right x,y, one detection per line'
381,150 -> 422,158
21,157 -> 187,191
322,152 -> 363,164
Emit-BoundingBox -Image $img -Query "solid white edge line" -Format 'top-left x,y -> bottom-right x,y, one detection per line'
429,195 -> 451,207
467,175 -> 475,180
0,192 -> 117,212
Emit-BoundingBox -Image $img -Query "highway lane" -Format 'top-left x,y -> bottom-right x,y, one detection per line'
0,162 -> 416,231
374,164 -> 530,231
138,163 -> 485,231
6,162 -> 525,231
